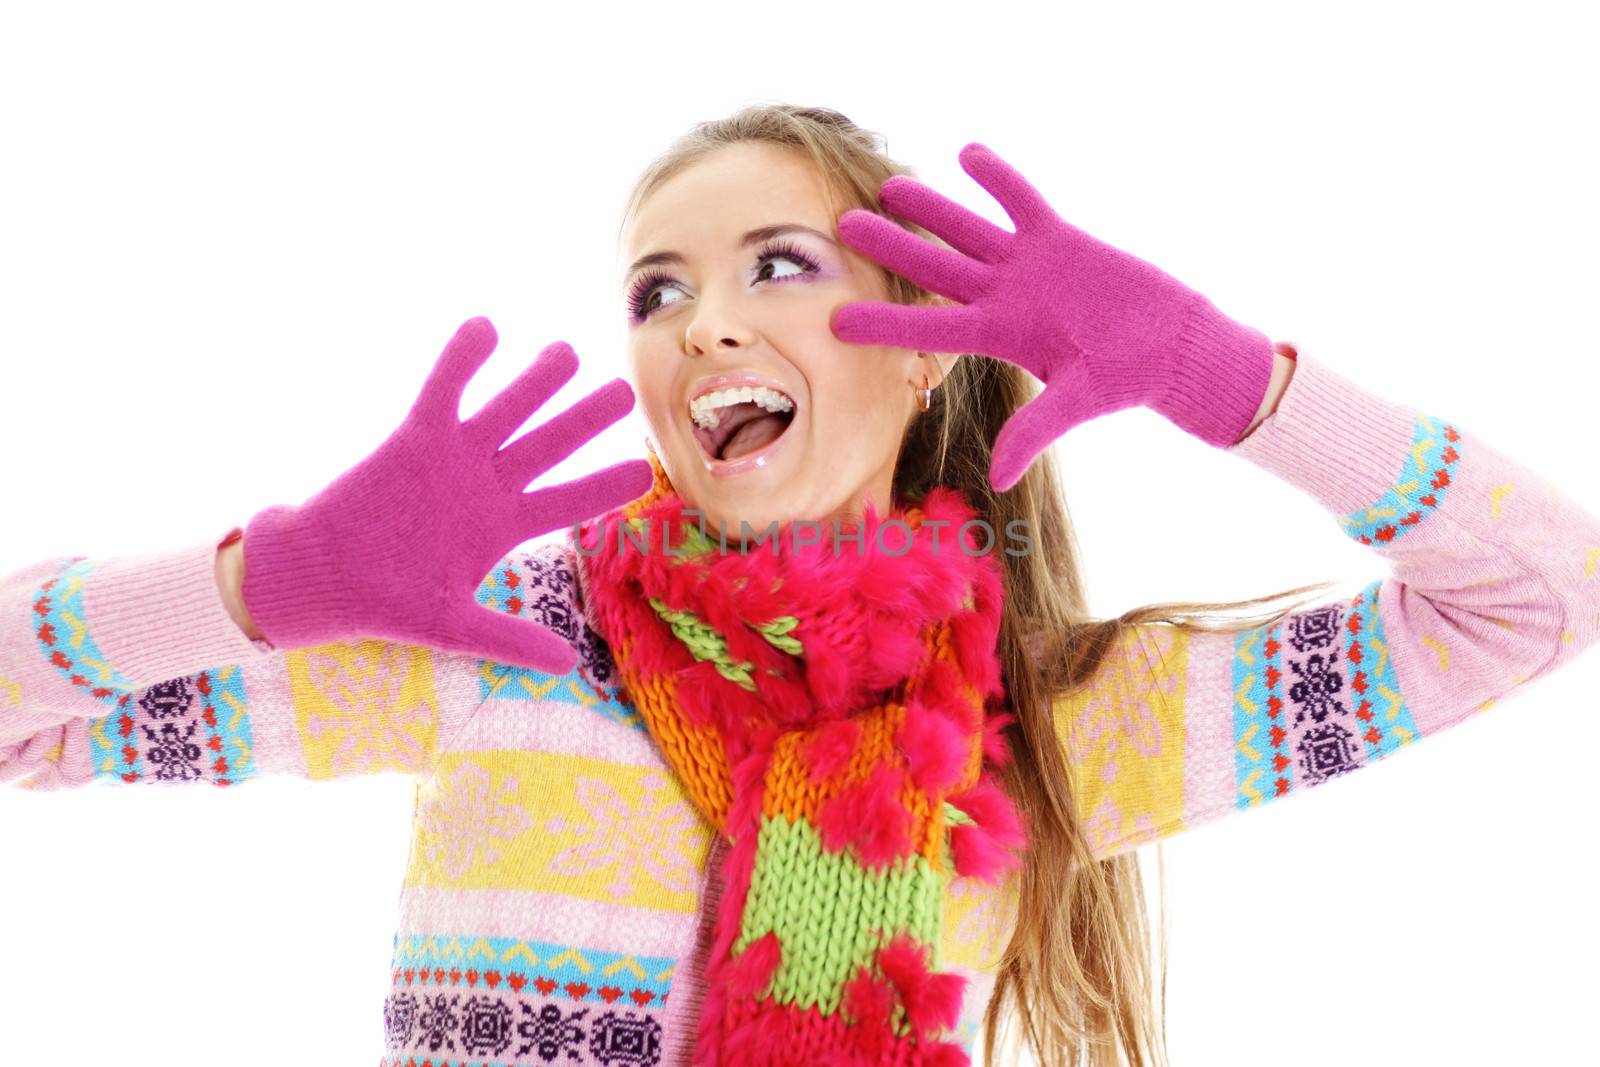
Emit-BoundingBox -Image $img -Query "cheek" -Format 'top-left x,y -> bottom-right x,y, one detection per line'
772,293 -> 910,437
807,355 -> 909,460
626,345 -> 674,435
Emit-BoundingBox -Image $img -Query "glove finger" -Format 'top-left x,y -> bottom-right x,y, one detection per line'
878,174 -> 1012,264
498,378 -> 638,487
959,142 -> 1055,235
831,301 -> 989,356
518,459 -> 654,537
445,604 -> 579,675
464,339 -> 579,450
412,316 -> 500,427
989,378 -> 1097,492
837,209 -> 988,304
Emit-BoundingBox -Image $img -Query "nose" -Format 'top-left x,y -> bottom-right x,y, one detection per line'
684,288 -> 758,355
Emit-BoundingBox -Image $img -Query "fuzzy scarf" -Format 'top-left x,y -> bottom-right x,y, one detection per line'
574,450 -> 1026,1067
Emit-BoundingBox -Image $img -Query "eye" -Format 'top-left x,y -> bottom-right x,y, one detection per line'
625,239 -> 824,324
752,239 -> 823,284
625,269 -> 684,324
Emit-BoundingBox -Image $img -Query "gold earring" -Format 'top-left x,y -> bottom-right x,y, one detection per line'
916,372 -> 934,413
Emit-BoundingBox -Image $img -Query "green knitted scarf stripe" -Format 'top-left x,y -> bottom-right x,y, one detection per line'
646,597 -> 801,692
733,814 -> 945,1015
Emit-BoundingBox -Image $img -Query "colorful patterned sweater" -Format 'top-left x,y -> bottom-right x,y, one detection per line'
3,350 -> 1599,1066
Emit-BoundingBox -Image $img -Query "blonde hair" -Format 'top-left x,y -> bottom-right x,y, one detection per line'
618,102 -> 1334,1067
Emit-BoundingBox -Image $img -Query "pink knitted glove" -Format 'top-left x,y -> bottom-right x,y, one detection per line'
831,142 -> 1276,491
241,316 -> 652,674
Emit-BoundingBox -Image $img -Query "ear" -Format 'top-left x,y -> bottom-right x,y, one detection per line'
907,351 -> 961,390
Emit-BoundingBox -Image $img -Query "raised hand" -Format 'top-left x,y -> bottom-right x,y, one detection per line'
241,316 -> 652,673
831,142 -> 1275,491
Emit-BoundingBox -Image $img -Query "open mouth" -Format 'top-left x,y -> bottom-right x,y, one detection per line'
688,384 -> 797,467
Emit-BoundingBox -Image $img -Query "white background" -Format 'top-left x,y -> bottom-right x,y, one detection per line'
2,2 -> 1597,1064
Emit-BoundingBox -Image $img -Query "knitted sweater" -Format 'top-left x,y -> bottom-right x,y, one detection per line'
4,350 -> 1598,1066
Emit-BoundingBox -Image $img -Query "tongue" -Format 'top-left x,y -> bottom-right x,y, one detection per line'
720,412 -> 788,461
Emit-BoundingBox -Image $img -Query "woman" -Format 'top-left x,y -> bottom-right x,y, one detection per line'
3,104 -> 1596,1066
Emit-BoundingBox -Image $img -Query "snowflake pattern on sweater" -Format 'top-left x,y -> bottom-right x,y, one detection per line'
4,350 -> 1600,1065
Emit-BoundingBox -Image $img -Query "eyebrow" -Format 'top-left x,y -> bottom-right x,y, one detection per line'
623,223 -> 838,283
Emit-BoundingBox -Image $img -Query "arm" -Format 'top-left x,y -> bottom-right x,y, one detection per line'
215,530 -> 264,641
1058,346 -> 1600,860
1235,344 -> 1298,442
1,527 -> 587,790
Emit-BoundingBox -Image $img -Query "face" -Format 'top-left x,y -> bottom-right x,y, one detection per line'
619,141 -> 957,541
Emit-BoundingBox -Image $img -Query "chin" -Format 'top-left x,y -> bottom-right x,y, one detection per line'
693,482 -> 846,547
687,490 -> 803,544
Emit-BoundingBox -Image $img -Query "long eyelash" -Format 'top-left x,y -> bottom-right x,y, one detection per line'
626,240 -> 822,323
625,268 -> 676,323
755,238 -> 822,278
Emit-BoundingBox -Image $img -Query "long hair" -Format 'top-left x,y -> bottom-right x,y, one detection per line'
617,102 -> 1334,1067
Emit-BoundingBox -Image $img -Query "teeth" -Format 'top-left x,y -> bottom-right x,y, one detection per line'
689,385 -> 795,430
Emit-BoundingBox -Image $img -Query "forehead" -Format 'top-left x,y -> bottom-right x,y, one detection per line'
623,142 -> 835,256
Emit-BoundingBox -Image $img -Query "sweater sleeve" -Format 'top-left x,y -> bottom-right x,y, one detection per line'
0,526 -> 582,790
1056,347 -> 1600,861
